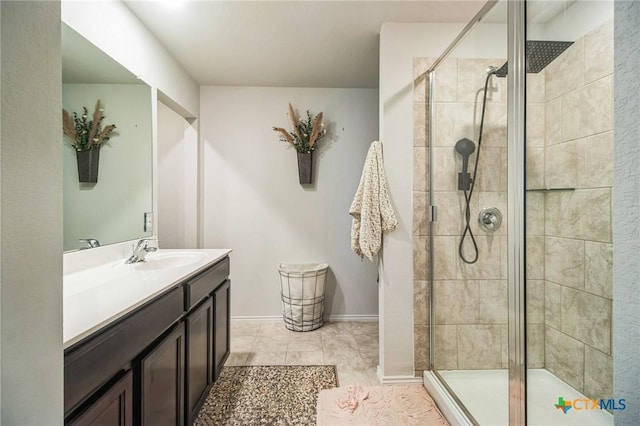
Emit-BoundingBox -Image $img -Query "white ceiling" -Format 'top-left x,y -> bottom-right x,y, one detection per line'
123,0 -> 487,88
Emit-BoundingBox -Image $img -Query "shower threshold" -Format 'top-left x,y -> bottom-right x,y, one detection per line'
433,369 -> 613,425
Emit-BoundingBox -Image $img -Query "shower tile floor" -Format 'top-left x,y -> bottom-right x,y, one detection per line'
228,319 -> 380,386
440,369 -> 613,425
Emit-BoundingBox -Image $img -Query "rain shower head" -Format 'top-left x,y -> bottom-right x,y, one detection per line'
493,40 -> 574,77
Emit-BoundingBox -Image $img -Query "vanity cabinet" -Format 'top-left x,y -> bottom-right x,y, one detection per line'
64,255 -> 230,426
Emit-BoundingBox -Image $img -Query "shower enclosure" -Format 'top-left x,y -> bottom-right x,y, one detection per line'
418,1 -> 615,424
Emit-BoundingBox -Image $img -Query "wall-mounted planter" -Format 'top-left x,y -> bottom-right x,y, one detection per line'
76,148 -> 100,183
297,152 -> 313,185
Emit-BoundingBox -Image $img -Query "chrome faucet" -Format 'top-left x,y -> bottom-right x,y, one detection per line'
125,238 -> 158,264
79,238 -> 100,249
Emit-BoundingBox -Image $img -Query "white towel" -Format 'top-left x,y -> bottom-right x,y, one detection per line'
349,141 -> 398,261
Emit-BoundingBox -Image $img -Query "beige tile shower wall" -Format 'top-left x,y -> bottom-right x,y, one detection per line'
413,58 -> 433,375
414,57 -> 515,371
542,19 -> 613,400
526,67 -> 547,369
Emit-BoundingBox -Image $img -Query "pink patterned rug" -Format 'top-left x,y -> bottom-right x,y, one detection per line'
316,384 -> 449,426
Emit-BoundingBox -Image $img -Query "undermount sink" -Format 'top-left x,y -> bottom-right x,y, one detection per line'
123,251 -> 208,270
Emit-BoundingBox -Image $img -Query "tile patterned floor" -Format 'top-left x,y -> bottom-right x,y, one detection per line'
228,320 -> 380,386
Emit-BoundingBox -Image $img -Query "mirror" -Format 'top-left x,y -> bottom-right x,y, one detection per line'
62,23 -> 153,251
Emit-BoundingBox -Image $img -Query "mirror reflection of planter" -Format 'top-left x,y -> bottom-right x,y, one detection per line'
76,148 -> 100,183
62,99 -> 117,184
297,152 -> 313,184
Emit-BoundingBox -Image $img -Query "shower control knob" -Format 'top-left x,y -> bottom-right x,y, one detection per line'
478,207 -> 502,232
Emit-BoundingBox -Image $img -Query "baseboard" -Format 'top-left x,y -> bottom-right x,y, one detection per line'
231,315 -> 378,322
376,366 -> 424,385
325,314 -> 378,322
423,371 -> 473,425
231,315 -> 281,322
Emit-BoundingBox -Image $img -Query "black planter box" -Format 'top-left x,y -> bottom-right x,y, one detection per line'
297,152 -> 312,185
76,148 -> 100,183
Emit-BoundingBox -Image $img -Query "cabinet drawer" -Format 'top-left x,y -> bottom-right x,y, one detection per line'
184,257 -> 229,311
65,287 -> 183,416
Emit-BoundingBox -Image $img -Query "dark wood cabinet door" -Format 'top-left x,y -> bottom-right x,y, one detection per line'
67,370 -> 133,426
213,280 -> 230,381
140,323 -> 185,426
185,298 -> 213,424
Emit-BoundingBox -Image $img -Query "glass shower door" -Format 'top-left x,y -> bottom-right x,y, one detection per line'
525,1 -> 615,425
426,1 -> 511,423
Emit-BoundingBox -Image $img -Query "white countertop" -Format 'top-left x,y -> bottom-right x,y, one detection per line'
63,248 -> 231,349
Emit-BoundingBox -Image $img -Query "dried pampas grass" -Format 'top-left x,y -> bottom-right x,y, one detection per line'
273,103 -> 326,153
88,100 -> 103,143
62,109 -> 77,141
98,124 -> 117,142
273,127 -> 295,145
309,112 -> 323,149
288,103 -> 303,141
62,99 -> 117,151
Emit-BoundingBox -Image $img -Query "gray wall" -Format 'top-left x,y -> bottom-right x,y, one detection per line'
200,86 -> 379,319
157,101 -> 199,250
0,1 -> 63,423
613,1 -> 640,424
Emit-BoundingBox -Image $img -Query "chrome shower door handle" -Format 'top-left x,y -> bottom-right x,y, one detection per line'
478,207 -> 502,232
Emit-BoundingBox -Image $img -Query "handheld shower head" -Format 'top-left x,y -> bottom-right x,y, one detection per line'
455,138 -> 475,165
455,138 -> 475,190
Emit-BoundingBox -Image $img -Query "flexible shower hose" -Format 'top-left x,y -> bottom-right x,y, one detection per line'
459,71 -> 494,265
